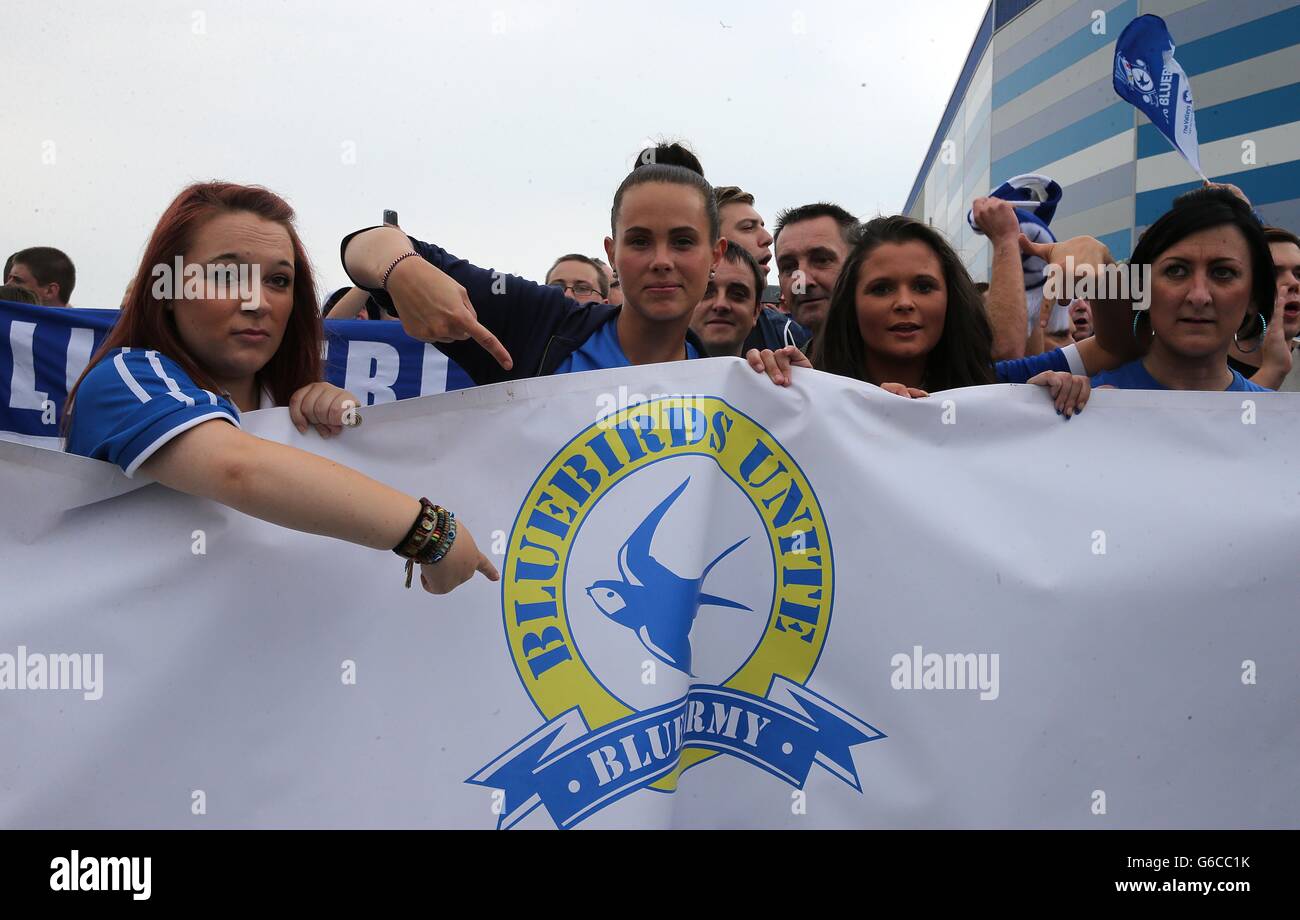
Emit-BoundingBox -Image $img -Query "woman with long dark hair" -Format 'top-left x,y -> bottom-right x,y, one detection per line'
751,215 -> 1107,416
817,216 -> 1001,392
65,181 -> 497,594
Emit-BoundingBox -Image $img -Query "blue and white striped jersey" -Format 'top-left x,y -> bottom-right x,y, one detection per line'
65,348 -> 240,477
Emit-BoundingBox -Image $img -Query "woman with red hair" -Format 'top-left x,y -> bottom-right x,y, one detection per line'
65,182 -> 496,594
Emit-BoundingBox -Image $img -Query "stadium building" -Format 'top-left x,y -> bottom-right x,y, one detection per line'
904,0 -> 1300,279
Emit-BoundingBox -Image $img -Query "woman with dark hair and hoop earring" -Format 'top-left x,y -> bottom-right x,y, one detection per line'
64,181 -> 498,594
1081,186 -> 1275,392
745,215 -> 1145,417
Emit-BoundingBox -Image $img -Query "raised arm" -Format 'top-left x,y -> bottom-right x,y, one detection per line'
344,225 -> 617,384
1019,234 -> 1144,376
341,226 -> 514,371
972,197 -> 1029,361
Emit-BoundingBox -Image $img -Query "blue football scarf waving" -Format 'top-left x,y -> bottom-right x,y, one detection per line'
968,173 -> 1064,338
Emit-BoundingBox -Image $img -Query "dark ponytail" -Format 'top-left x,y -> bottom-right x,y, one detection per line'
632,141 -> 705,176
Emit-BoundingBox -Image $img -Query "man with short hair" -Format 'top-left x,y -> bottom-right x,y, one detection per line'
772,202 -> 857,337
714,186 -> 774,278
593,257 -> 622,307
690,244 -> 764,357
544,253 -> 607,304
4,246 -> 76,306
716,187 -> 812,353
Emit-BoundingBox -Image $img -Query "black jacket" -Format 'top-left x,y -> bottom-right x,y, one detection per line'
743,307 -> 813,354
341,228 -> 708,386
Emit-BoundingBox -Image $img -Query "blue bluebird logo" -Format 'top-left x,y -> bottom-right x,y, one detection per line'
585,477 -> 751,676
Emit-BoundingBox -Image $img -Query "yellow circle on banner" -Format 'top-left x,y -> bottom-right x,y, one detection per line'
502,396 -> 833,789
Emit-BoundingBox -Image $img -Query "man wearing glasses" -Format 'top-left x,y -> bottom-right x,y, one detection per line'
593,258 -> 622,307
544,253 -> 609,304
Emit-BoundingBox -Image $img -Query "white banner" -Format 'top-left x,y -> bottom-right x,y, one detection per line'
1,358 -> 1297,829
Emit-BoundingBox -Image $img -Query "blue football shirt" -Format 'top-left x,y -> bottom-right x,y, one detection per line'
555,315 -> 698,375
1091,359 -> 1270,392
66,348 -> 241,477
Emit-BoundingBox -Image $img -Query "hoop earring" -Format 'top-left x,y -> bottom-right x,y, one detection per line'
1234,314 -> 1266,353
1132,311 -> 1158,341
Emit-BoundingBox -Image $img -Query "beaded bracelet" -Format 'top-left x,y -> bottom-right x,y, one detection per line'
426,514 -> 457,566
394,499 -> 456,588
380,251 -> 420,291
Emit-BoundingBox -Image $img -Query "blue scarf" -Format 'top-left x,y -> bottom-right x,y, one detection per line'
967,174 -> 1064,338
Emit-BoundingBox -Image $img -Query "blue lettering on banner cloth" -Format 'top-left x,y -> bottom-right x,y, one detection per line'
468,676 -> 885,829
0,300 -> 473,441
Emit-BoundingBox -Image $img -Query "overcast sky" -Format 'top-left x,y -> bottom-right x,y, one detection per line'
3,0 -> 989,308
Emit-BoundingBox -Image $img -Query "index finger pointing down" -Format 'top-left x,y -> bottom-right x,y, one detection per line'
467,319 -> 513,371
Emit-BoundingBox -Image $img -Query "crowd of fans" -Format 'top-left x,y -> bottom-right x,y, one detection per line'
4,139 -> 1297,596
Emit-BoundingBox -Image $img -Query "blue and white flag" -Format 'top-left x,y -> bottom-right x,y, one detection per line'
0,299 -> 473,447
1113,14 -> 1205,180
